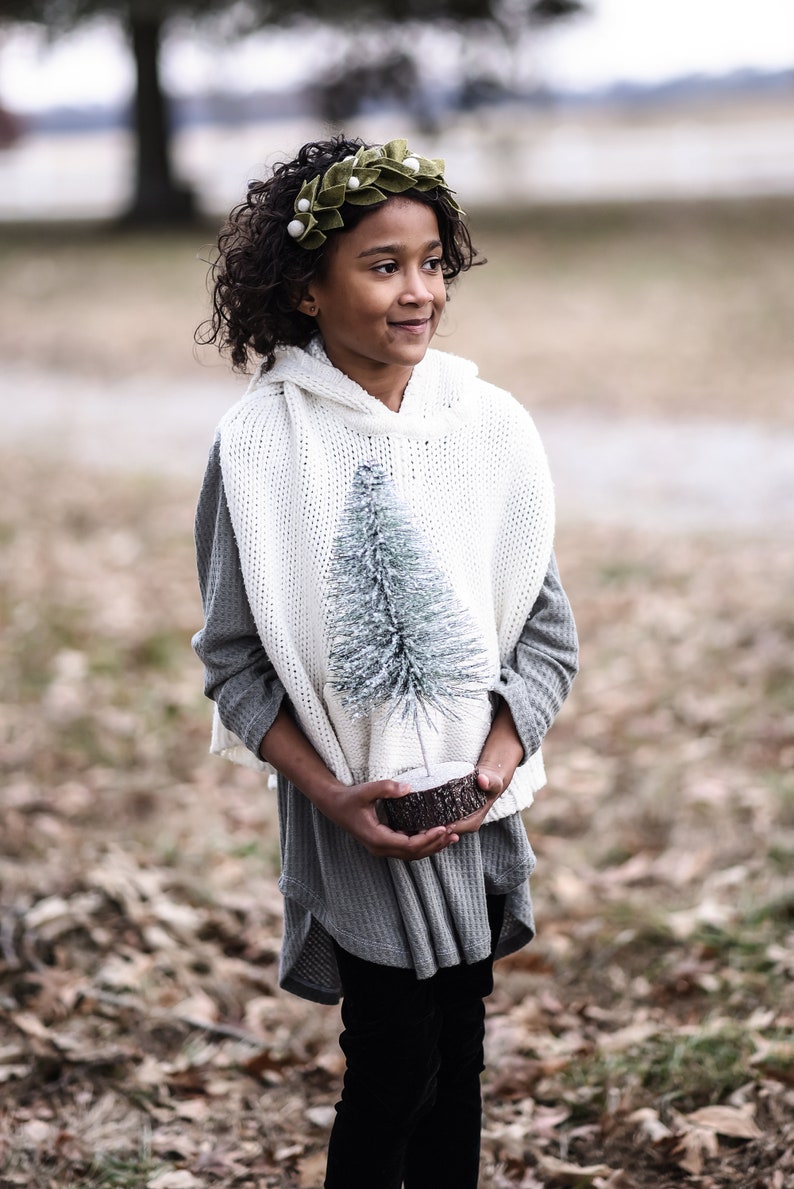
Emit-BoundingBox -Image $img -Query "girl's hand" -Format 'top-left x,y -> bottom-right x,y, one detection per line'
260,709 -> 457,861
328,777 -> 460,861
445,698 -> 524,835
445,762 -> 511,836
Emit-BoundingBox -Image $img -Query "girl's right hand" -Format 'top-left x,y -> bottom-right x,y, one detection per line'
325,778 -> 460,861
259,709 -> 457,860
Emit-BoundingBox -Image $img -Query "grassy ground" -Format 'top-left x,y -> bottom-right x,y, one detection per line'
1,201 -> 793,1186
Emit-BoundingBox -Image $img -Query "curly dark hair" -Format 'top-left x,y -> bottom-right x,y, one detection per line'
195,134 -> 481,373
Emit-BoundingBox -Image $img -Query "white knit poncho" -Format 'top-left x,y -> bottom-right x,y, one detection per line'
210,337 -> 556,823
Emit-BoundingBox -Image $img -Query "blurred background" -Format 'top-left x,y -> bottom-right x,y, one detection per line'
1,2 -> 793,1187
1,0 -> 793,219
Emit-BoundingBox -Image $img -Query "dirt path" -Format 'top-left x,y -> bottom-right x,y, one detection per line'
3,363 -> 792,536
537,409 -> 793,535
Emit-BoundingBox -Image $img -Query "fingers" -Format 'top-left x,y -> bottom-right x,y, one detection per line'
403,825 -> 460,858
341,780 -> 458,859
448,769 -> 504,835
369,822 -> 459,861
447,808 -> 487,836
360,778 -> 412,804
354,777 -> 507,858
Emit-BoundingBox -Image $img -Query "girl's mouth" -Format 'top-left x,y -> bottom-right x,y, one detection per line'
391,318 -> 430,334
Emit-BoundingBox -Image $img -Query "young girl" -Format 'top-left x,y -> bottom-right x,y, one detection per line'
193,134 -> 578,1189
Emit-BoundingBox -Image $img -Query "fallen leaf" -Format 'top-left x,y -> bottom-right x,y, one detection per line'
490,1054 -> 572,1097
275,1142 -> 304,1161
535,1153 -> 617,1183
597,1021 -> 663,1053
305,1105 -> 335,1129
242,1048 -> 291,1077
150,1127 -> 200,1160
488,1119 -> 531,1162
684,1104 -> 762,1140
628,1106 -> 673,1143
531,1103 -> 571,1139
147,1171 -> 203,1189
134,1053 -> 168,1087
9,1011 -> 52,1042
172,991 -> 218,1026
173,1098 -> 211,1122
18,1119 -> 53,1148
594,1174 -> 637,1189
673,1125 -> 719,1175
298,1150 -> 328,1187
0,1064 -> 32,1082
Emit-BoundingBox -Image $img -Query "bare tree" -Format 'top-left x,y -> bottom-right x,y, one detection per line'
0,0 -> 585,224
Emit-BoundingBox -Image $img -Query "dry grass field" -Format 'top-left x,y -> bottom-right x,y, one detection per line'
0,196 -> 793,425
1,199 -> 793,1187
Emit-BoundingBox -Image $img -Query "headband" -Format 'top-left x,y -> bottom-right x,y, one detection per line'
286,138 -> 463,250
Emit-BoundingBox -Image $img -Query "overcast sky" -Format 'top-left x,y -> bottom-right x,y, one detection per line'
1,0 -> 792,112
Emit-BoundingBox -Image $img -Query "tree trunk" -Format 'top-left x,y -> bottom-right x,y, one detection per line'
121,8 -> 196,225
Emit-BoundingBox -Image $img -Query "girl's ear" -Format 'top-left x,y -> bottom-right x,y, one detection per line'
298,293 -> 318,317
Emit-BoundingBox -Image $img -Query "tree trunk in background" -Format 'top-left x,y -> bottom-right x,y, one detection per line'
122,9 -> 196,225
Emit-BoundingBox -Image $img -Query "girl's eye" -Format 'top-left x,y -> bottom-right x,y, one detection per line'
372,257 -> 444,275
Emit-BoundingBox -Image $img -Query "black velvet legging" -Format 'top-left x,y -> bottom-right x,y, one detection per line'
324,896 -> 506,1189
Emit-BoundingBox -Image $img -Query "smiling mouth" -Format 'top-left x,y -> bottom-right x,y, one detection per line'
391,318 -> 430,332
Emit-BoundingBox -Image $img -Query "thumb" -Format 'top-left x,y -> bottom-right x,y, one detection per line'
370,778 -> 412,802
476,766 -> 503,794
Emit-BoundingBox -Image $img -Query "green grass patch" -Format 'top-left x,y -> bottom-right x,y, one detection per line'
75,1154 -> 166,1189
564,1019 -> 755,1116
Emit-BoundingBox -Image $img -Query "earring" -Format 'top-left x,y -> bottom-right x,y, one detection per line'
307,304 -> 317,316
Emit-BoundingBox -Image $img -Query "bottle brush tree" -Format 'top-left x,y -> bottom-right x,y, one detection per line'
327,459 -> 488,777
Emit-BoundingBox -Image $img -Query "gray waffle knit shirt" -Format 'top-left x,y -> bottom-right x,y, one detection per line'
193,439 -> 578,1003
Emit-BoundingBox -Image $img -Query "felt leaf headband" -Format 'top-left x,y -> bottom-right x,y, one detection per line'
286,138 -> 463,250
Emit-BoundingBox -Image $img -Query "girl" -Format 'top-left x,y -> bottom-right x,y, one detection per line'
193,134 -> 578,1189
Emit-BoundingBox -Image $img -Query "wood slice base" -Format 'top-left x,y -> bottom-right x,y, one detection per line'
384,767 -> 485,835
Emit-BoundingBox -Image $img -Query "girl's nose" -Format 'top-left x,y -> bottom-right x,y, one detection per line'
398,268 -> 435,306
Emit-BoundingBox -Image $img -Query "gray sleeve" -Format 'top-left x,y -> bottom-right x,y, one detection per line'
191,437 -> 286,758
495,552 -> 579,764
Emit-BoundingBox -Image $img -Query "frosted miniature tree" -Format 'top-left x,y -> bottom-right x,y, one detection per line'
327,460 -> 488,775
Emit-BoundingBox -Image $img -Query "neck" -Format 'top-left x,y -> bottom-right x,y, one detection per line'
321,347 -> 413,412
364,368 -> 412,412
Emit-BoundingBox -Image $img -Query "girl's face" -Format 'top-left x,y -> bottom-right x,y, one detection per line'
300,197 -> 447,409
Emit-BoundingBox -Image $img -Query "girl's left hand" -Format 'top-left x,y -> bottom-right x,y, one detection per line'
446,762 -> 511,835
447,697 -> 524,835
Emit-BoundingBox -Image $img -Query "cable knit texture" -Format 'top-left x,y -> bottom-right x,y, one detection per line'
211,337 -> 556,823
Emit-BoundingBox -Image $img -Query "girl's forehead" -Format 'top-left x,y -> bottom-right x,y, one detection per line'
331,198 -> 442,255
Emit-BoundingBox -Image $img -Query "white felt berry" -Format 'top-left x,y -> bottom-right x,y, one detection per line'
403,156 -> 420,172
347,176 -> 361,190
297,198 -> 311,212
287,219 -> 305,238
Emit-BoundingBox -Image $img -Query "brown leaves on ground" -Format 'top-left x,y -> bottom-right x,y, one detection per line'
1,453 -> 793,1187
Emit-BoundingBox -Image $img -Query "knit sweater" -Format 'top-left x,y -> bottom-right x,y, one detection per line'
193,338 -> 579,1002
209,337 -> 556,820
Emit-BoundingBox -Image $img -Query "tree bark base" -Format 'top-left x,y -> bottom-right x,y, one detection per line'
384,765 -> 484,835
